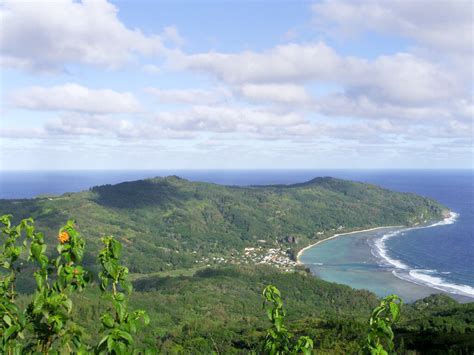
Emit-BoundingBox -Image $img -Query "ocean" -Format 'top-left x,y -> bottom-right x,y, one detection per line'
1,169 -> 472,302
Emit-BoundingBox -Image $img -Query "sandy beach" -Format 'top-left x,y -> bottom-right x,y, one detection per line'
296,225 -> 403,265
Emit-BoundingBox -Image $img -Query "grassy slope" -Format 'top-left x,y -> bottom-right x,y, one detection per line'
0,176 -> 446,272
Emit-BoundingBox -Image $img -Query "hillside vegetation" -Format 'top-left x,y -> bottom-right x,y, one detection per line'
126,266 -> 474,353
0,177 -> 471,354
0,176 -> 446,273
16,265 -> 474,353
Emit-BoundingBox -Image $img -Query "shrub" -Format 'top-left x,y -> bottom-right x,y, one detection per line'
261,285 -> 313,354
0,215 -> 148,354
366,294 -> 402,355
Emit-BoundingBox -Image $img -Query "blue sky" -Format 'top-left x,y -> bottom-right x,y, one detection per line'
1,0 -> 472,170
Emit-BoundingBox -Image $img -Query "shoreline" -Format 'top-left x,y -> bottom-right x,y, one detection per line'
296,212 -> 474,302
296,225 -> 403,265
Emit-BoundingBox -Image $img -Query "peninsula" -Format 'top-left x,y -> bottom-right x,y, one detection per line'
0,176 -> 447,273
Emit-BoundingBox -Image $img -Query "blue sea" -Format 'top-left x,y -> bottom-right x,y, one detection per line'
1,169 -> 472,301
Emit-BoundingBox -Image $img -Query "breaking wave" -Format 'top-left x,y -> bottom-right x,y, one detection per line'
371,212 -> 474,298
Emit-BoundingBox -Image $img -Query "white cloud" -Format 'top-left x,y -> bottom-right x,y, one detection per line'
142,64 -> 161,74
153,105 -> 307,133
0,0 -> 175,72
145,83 -> 312,107
39,104 -> 312,140
161,26 -> 185,47
45,114 -> 120,137
4,102 -> 470,146
238,84 -> 311,104
8,83 -> 141,114
312,0 -> 473,55
317,93 -> 473,125
346,53 -> 464,107
44,113 -> 193,140
32,104 -> 315,140
145,87 -> 231,105
0,127 -> 46,139
175,42 -> 466,108
174,42 -> 341,84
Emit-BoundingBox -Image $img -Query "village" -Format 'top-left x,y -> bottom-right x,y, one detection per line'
196,245 -> 298,271
194,228 -> 350,272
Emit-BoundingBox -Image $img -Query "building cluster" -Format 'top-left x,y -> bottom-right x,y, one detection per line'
195,246 -> 297,271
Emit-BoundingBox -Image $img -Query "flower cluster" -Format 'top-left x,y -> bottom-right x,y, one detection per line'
58,231 -> 69,244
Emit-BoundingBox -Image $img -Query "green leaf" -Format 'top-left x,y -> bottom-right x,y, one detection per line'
3,314 -> 12,326
129,319 -> 137,333
275,317 -> 283,332
142,313 -> 150,326
39,254 -> 49,268
33,294 -> 45,313
266,308 -> 273,321
98,335 -> 109,349
101,313 -> 115,328
115,292 -> 126,302
73,245 -> 84,262
114,341 -> 127,354
111,239 -> 122,258
117,330 -> 133,344
31,242 -> 42,260
3,324 -> 19,341
389,302 -> 400,321
104,260 -> 119,279
100,279 -> 109,291
107,335 -> 115,352
115,300 -> 127,322
64,298 -> 73,313
121,280 -> 132,294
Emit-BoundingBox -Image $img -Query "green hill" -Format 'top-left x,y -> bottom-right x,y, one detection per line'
0,176 -> 446,273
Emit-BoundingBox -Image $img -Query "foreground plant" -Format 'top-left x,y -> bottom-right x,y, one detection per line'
26,219 -> 91,352
366,294 -> 402,355
0,215 -> 149,354
96,236 -> 149,354
261,285 -> 313,355
0,215 -> 34,353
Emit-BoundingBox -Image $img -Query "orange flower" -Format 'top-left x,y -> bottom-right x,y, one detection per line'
58,231 -> 70,244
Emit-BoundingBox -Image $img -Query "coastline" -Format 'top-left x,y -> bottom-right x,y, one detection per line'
296,225 -> 403,265
296,211 -> 474,302
296,211 -> 454,265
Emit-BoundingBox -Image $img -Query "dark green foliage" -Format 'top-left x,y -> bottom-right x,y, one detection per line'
2,217 -> 472,354
82,265 -> 382,353
395,294 -> 474,354
0,176 -> 447,273
128,266 -> 473,354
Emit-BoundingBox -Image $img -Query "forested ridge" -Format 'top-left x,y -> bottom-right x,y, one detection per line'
0,176 -> 447,273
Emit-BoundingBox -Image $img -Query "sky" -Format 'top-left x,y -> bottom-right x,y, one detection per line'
0,0 -> 473,170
